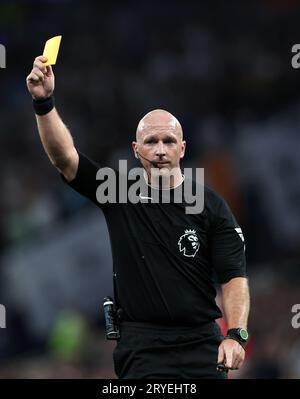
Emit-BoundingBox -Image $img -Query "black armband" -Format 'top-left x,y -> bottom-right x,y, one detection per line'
33,95 -> 55,115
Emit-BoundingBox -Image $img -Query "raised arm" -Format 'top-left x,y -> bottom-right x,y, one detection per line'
26,55 -> 78,182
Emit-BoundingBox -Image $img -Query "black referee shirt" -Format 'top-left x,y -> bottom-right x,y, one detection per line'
61,152 -> 247,326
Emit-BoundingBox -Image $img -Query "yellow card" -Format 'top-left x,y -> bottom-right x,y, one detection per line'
43,35 -> 62,66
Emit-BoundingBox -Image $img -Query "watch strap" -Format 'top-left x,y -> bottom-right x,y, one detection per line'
225,328 -> 248,348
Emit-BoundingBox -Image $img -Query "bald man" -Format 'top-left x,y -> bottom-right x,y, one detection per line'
27,57 -> 250,379
132,109 -> 185,189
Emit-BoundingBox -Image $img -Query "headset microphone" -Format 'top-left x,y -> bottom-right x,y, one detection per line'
136,151 -> 159,167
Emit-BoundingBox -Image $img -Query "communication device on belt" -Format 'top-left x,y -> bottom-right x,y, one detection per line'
103,296 -> 120,340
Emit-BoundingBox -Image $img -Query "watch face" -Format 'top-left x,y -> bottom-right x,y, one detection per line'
239,328 -> 249,341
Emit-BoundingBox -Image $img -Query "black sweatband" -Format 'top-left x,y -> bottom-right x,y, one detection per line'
33,95 -> 55,115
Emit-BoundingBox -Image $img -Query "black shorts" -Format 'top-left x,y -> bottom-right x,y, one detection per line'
113,321 -> 227,379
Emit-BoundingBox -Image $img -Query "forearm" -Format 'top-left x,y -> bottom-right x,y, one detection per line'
36,107 -> 76,171
221,277 -> 250,329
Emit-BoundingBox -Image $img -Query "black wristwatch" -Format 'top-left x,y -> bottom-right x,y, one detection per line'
225,328 -> 249,348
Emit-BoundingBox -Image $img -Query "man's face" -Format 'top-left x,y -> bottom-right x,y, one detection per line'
132,127 -> 186,177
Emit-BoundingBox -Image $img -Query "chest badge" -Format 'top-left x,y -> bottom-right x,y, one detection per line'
178,229 -> 200,257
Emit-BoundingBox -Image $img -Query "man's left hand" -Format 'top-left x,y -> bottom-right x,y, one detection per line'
217,338 -> 245,370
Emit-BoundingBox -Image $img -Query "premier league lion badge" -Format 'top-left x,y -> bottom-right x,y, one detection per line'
178,229 -> 200,257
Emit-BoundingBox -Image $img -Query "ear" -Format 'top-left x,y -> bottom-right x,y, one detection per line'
180,140 -> 186,159
132,141 -> 138,159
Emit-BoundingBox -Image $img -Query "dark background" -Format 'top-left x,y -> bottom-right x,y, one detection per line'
0,0 -> 300,378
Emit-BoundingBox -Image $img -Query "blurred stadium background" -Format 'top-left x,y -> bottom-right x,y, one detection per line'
1,0 -> 300,378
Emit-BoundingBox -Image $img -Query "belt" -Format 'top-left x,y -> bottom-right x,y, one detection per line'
119,320 -> 218,335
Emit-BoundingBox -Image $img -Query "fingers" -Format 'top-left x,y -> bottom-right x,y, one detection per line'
33,67 -> 45,80
224,348 -> 233,369
27,56 -> 51,84
26,72 -> 40,82
34,55 -> 47,64
33,56 -> 48,74
226,347 -> 245,370
217,344 -> 225,364
27,68 -> 45,84
220,339 -> 245,370
232,346 -> 245,370
45,65 -> 53,77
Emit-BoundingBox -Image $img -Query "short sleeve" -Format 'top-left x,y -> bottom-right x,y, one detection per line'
60,151 -> 104,206
211,198 -> 247,284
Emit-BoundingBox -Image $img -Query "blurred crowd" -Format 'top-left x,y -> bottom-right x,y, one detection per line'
1,0 -> 300,378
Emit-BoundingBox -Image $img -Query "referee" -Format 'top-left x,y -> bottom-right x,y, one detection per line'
26,56 -> 250,379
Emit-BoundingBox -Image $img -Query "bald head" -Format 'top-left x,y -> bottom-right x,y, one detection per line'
136,109 -> 183,141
